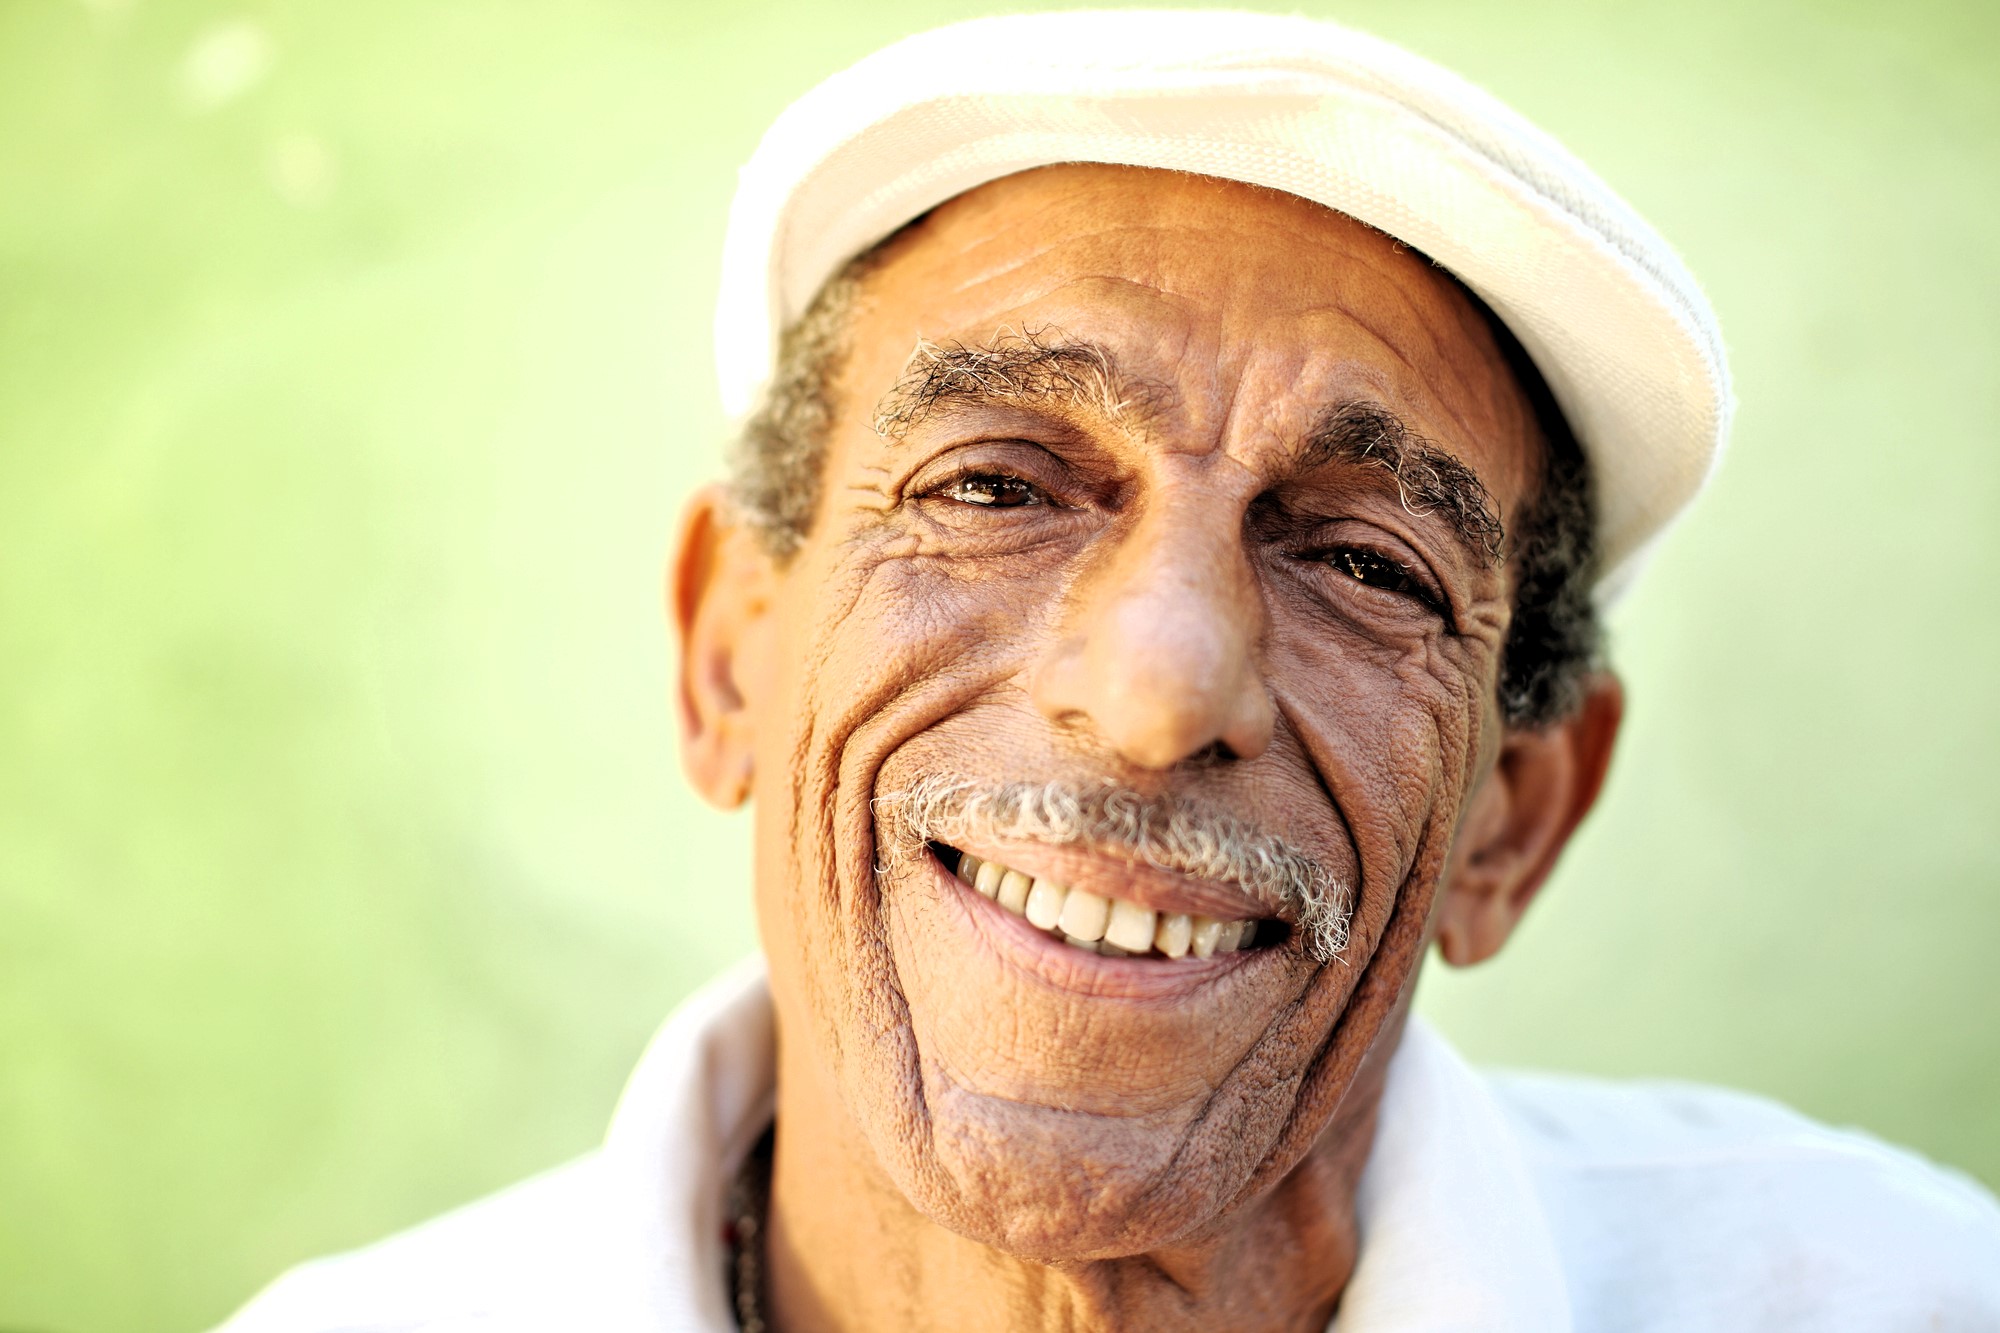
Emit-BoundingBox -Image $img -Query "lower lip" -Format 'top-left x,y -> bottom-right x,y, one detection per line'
923,847 -> 1267,1003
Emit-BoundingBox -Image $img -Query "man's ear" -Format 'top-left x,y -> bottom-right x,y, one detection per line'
1435,674 -> 1624,967
670,485 -> 777,810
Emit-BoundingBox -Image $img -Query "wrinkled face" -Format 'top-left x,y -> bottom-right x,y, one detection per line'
748,165 -> 1543,1257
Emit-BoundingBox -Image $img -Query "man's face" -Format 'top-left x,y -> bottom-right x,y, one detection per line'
735,165 -> 1548,1256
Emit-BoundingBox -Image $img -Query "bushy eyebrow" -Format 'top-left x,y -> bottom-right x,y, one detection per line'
1298,401 -> 1506,568
870,327 -> 1165,438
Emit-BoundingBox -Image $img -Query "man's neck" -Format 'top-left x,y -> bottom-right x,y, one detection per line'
758,1034 -> 1395,1333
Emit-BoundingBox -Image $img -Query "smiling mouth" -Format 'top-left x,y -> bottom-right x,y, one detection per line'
934,844 -> 1279,960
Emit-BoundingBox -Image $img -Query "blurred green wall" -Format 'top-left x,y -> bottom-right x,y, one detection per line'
1,0 -> 1994,1328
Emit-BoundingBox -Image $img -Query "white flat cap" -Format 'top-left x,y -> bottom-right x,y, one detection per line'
715,9 -> 1732,600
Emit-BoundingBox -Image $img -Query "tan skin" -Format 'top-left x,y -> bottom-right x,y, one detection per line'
673,165 -> 1623,1332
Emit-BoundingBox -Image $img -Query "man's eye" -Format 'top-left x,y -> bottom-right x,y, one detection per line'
942,474 -> 1047,508
1321,547 -> 1440,609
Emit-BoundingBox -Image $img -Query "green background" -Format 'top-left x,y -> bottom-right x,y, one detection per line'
2,0 -> 1995,1327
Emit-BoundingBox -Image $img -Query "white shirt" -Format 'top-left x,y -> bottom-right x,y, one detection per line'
219,958 -> 2000,1332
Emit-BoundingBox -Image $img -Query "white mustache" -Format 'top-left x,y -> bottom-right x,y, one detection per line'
878,774 -> 1351,963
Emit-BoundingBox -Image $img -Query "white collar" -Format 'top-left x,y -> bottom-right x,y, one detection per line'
598,958 -> 1569,1332
1336,1015 -> 1572,1331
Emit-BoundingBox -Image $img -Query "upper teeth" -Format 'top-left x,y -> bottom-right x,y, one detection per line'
956,851 -> 1258,959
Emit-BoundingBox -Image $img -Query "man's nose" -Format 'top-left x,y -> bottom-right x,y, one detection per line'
1029,501 -> 1275,770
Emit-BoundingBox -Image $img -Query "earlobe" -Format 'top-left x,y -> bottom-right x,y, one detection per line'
1435,675 -> 1625,967
670,485 -> 775,810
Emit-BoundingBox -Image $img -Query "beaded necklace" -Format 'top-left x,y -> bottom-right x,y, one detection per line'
724,1126 -> 775,1332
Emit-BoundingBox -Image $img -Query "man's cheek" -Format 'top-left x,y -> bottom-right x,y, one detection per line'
1396,637 -> 1489,806
774,550 -> 1016,948
808,551 -> 1015,687
1277,658 -> 1459,894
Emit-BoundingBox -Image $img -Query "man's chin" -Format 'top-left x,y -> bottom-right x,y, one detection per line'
889,1075 -> 1257,1260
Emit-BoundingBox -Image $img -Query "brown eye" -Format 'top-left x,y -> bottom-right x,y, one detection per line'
1335,549 -> 1392,584
1321,547 -> 1443,612
944,474 -> 1046,508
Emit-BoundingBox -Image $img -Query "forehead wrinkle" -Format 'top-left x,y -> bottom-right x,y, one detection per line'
898,215 -> 1229,333
1185,215 -> 1524,465
1325,280 -> 1526,478
914,232 -> 1104,308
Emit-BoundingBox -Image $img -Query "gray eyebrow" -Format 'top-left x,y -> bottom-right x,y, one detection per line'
871,327 -> 1164,439
1298,401 -> 1507,567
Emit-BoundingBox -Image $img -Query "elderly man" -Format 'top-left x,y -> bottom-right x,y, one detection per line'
223,11 -> 2000,1332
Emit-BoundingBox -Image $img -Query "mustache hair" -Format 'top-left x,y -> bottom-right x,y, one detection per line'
877,774 -> 1351,963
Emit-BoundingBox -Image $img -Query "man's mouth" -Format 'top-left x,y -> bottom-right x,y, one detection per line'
935,845 -> 1270,960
